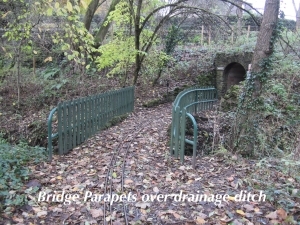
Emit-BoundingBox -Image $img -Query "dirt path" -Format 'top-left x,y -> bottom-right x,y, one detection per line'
5,103 -> 300,225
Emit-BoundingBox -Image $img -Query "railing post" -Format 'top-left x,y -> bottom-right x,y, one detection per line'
174,107 -> 180,158
185,113 -> 198,169
180,108 -> 187,163
170,107 -> 175,155
47,107 -> 57,161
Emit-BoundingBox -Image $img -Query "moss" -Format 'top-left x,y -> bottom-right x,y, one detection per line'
105,114 -> 129,129
197,71 -> 216,87
220,84 -> 242,111
142,98 -> 164,108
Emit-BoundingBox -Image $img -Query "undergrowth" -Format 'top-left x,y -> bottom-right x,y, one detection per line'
210,30 -> 300,217
0,135 -> 47,213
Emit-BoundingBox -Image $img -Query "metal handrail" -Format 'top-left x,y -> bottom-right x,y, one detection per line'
170,87 -> 217,169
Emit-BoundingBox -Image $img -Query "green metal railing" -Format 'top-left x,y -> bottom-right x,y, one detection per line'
170,87 -> 217,168
47,86 -> 134,160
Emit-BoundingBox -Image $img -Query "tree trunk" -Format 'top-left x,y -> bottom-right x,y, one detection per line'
83,0 -> 100,31
94,0 -> 121,47
251,0 -> 279,95
230,0 -> 280,154
297,2 -> 300,30
133,0 -> 142,85
292,0 -> 300,30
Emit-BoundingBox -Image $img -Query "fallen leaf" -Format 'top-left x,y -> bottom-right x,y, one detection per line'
124,179 -> 133,184
143,179 -> 150,183
166,175 -> 172,182
53,207 -> 63,213
227,196 -> 236,201
197,212 -> 207,219
195,217 -> 206,224
265,211 -> 277,220
270,219 -> 281,224
243,204 -> 254,212
276,208 -> 287,220
140,209 -> 147,215
232,219 -> 243,225
153,187 -> 159,193
254,207 -> 261,214
173,213 -> 181,219
245,213 -> 253,218
135,202 -> 151,209
12,217 -> 23,223
32,207 -> 42,213
90,209 -> 103,218
44,56 -> 52,62
236,210 -> 245,216
179,166 -> 185,170
37,211 -> 47,217
226,176 -> 234,182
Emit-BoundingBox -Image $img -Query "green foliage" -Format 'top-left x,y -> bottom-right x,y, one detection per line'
96,37 -> 136,76
224,21 -> 300,157
214,32 -> 258,54
0,134 -> 7,144
197,71 -> 215,87
249,156 -> 300,212
50,2 -> 96,69
95,0 -> 136,76
220,84 -> 242,112
0,141 -> 46,212
94,0 -> 169,80
164,25 -> 183,54
142,49 -> 173,81
2,0 -> 49,55
40,66 -> 60,80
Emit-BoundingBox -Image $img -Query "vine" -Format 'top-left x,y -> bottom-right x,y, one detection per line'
230,19 -> 283,156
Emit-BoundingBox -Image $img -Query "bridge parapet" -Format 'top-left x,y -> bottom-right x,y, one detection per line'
170,87 -> 217,168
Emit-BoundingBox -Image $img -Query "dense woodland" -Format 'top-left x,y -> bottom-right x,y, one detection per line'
1,0 -> 300,224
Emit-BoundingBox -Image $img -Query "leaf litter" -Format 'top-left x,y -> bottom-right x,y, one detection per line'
2,103 -> 300,225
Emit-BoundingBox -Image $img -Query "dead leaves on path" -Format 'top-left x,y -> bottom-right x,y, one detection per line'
4,103 -> 300,224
